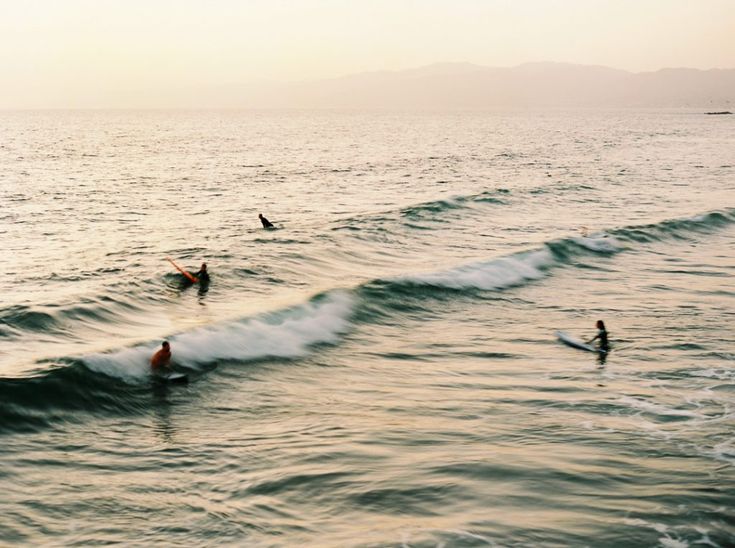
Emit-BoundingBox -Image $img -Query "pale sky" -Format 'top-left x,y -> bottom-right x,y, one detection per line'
1,0 -> 734,108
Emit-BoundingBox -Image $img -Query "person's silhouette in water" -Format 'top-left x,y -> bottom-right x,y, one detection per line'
588,320 -> 609,353
259,213 -> 274,229
195,263 -> 210,283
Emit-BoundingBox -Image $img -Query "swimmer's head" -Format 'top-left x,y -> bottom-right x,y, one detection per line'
596,320 -> 605,330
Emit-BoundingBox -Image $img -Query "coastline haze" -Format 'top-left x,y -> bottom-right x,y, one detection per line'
1,0 -> 734,109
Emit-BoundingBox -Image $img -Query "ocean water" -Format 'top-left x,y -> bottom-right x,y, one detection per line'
1,109 -> 734,547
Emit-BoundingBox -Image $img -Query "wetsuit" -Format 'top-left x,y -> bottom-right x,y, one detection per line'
595,328 -> 609,352
260,215 -> 274,228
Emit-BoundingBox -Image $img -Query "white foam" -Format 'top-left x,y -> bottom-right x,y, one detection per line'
690,368 -> 735,380
82,291 -> 354,381
624,518 -> 669,534
618,396 -> 702,419
624,519 -> 693,548
659,536 -> 688,548
82,345 -> 157,381
692,529 -> 718,548
710,440 -> 735,465
395,249 -> 553,290
571,234 -> 623,253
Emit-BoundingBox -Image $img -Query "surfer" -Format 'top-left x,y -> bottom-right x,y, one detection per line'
167,257 -> 209,284
151,341 -> 172,371
259,213 -> 274,229
587,320 -> 609,352
195,262 -> 210,283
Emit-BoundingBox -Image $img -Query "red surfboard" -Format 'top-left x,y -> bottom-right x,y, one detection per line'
166,257 -> 199,283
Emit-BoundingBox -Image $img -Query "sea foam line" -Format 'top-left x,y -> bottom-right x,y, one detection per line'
391,231 -> 622,291
393,248 -> 555,291
387,207 -> 735,291
81,291 -> 355,381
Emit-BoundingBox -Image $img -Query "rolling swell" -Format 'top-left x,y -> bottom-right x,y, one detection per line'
3,208 -> 733,434
377,207 -> 735,292
382,234 -> 622,293
0,284 -> 160,339
81,290 -> 355,380
0,305 -> 61,335
0,292 -> 356,432
611,208 -> 735,243
333,188 -> 510,231
400,189 -> 509,220
0,360 -> 148,433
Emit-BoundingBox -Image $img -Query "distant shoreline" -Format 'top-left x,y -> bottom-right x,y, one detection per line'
2,62 -> 733,110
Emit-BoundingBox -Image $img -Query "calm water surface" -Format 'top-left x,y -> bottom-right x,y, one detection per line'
1,110 -> 734,546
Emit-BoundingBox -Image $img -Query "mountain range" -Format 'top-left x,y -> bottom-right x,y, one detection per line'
189,62 -> 734,109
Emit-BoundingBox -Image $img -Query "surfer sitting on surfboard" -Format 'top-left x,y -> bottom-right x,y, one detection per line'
587,320 -> 609,352
259,213 -> 274,229
151,341 -> 172,371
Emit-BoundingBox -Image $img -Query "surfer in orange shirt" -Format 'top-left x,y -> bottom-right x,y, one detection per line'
150,341 -> 172,371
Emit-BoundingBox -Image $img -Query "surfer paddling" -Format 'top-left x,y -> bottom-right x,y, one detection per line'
150,341 -> 172,371
166,258 -> 209,284
587,320 -> 609,352
195,262 -> 209,283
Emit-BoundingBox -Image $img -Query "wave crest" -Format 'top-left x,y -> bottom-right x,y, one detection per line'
82,291 -> 355,380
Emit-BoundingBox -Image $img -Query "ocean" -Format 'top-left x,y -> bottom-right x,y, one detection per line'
1,109 -> 733,546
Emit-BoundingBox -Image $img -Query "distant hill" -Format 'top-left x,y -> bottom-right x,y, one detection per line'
217,62 -> 735,109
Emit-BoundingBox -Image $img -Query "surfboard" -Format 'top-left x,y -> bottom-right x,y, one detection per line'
166,257 -> 198,283
154,371 -> 189,384
555,331 -> 603,353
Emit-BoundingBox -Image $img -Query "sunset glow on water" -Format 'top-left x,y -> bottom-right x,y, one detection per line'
2,109 -> 734,546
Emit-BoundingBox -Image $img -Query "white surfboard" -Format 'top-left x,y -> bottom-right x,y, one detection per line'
555,331 -> 602,353
154,371 -> 189,384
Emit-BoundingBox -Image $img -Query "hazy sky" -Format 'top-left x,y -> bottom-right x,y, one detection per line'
1,0 -> 734,107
